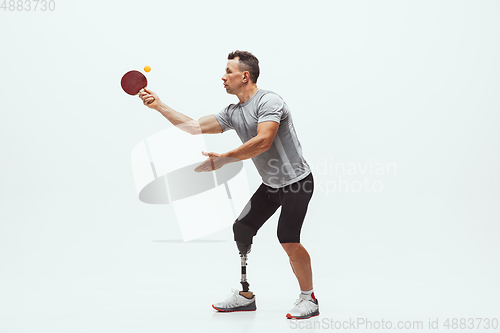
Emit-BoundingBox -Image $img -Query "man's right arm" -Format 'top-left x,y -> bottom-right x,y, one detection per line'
139,88 -> 223,135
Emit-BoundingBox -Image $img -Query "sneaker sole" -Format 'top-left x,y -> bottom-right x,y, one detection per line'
212,304 -> 257,312
286,311 -> 320,319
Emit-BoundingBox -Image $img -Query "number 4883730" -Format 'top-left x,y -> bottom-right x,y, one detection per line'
1,0 -> 56,11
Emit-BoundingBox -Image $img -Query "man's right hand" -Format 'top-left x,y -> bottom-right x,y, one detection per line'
136,90 -> 223,135
139,88 -> 160,109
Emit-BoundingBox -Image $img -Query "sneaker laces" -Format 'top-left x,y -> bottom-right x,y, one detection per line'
292,296 -> 316,314
224,289 -> 241,307
293,298 -> 306,307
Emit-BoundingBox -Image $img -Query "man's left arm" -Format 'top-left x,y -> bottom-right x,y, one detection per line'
224,121 -> 279,160
194,121 -> 279,172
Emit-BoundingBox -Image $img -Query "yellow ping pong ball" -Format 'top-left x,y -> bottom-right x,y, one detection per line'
144,66 -> 151,72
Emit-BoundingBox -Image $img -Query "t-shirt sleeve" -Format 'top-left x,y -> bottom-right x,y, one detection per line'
213,105 -> 234,132
257,93 -> 284,124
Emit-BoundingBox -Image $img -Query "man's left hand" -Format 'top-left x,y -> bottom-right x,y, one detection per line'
194,151 -> 233,172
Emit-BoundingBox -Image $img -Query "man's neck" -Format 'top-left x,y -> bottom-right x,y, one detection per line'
236,85 -> 259,104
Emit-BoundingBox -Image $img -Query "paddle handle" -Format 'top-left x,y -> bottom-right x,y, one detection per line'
139,88 -> 155,105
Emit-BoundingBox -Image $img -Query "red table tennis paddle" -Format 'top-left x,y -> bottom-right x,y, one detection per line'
121,70 -> 155,104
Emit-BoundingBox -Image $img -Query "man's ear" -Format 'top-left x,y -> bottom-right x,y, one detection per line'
242,71 -> 250,83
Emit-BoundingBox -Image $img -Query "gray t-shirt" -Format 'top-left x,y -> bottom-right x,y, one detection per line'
213,89 -> 311,188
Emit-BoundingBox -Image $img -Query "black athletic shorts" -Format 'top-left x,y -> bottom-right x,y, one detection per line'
236,172 -> 314,243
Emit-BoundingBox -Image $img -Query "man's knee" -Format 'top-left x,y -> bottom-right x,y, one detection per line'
277,227 -> 301,244
233,220 -> 257,254
281,242 -> 301,256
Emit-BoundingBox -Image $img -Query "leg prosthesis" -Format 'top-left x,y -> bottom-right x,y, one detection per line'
233,221 -> 257,292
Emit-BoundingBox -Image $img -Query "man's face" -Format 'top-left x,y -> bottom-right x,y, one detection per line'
222,58 -> 245,94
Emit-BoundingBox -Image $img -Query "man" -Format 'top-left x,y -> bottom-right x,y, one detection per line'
139,50 -> 318,319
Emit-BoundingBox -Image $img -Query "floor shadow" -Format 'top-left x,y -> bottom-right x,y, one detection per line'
152,239 -> 228,243
212,310 -> 257,321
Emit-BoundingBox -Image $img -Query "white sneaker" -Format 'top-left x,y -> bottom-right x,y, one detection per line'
286,294 -> 320,319
212,289 -> 257,312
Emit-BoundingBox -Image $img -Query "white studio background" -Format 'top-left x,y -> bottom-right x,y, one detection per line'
1,1 -> 499,332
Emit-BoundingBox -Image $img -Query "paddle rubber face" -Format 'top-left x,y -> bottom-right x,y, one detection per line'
121,70 -> 148,95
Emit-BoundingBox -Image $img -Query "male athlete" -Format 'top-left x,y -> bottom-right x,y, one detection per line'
139,50 -> 318,319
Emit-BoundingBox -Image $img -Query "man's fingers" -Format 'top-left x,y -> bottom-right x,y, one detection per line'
194,158 -> 217,172
194,161 -> 208,173
143,97 -> 154,105
202,151 -> 221,158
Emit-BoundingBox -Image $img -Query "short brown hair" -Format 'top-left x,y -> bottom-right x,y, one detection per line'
228,50 -> 260,83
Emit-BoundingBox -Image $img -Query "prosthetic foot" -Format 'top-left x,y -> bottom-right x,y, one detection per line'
212,222 -> 258,312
